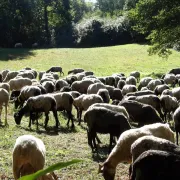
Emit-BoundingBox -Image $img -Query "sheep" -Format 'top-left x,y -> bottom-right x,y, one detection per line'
110,88 -> 123,101
71,80 -> 94,94
14,86 -> 41,109
97,77 -> 106,84
60,86 -> 71,92
32,42 -> 38,48
14,94 -> 59,130
14,43 -> 22,48
55,79 -> 69,91
99,123 -> 174,180
129,71 -> 140,82
125,90 -> 154,97
163,73 -> 177,87
105,76 -> 115,86
138,77 -> 153,90
0,88 -> 9,126
131,136 -> 178,163
130,150 -> 180,180
9,78 -> 32,91
0,73 -> 2,82
39,71 -> 45,80
51,92 -> 74,128
154,84 -> 170,95
46,66 -> 64,76
10,90 -> 21,100
36,84 -> 47,94
66,74 -> 78,85
3,71 -> 19,82
87,82 -> 106,94
84,107 -> 131,152
12,135 -> 46,179
122,84 -> 137,96
173,106 -> 180,145
160,94 -> 178,122
162,87 -> 180,100
140,87 -> 148,91
147,79 -> 162,91
73,94 -> 103,124
168,68 -> 180,75
68,68 -> 84,75
126,76 -> 137,86
89,103 -> 129,120
119,100 -> 163,127
131,94 -> 164,120
1,69 -> 10,81
117,79 -> 126,90
17,71 -> 35,80
42,81 -> 55,93
0,83 -> 10,92
67,91 -> 81,99
97,89 -> 110,103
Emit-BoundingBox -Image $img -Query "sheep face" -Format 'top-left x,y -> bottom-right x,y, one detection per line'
14,112 -> 23,125
99,163 -> 115,180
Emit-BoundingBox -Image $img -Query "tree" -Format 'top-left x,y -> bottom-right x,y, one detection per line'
129,0 -> 180,57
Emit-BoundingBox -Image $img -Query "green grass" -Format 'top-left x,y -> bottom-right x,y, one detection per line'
0,44 -> 179,179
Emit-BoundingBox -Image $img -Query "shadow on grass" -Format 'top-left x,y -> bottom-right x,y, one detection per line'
0,48 -> 35,61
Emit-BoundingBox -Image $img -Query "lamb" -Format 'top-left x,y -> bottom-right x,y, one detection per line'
162,87 -> 180,100
55,79 -> 69,91
14,94 -> 59,130
130,150 -> 180,180
138,77 -> 153,90
97,89 -> 110,103
71,80 -> 94,94
87,82 -> 106,94
14,43 -> 22,48
163,73 -> 177,87
51,92 -> 74,128
119,100 -> 163,127
9,77 -> 32,91
68,68 -> 84,75
14,86 -> 41,109
147,79 -> 163,91
0,83 -> 10,92
73,94 -> 103,124
154,84 -> 170,95
12,135 -> 56,180
129,71 -> 140,82
3,71 -> 19,82
126,76 -> 137,86
42,81 -> 55,93
131,94 -> 164,120
84,107 -> 131,152
168,68 -> 180,75
99,123 -> 174,180
121,84 -> 137,96
131,136 -> 178,163
0,88 -> 9,126
173,106 -> 180,145
46,66 -> 64,76
160,94 -> 178,122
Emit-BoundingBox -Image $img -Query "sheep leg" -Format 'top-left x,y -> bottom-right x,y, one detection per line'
87,129 -> 94,151
164,111 -> 167,122
108,135 -> 113,154
4,105 -> 8,126
95,134 -> 102,144
52,109 -> 60,128
0,106 -> 2,124
29,112 -> 33,128
13,163 -> 20,179
158,109 -> 164,121
36,112 -> 39,130
44,112 -> 49,129
78,110 -> 82,125
176,131 -> 179,145
92,132 -> 97,152
67,111 -> 74,128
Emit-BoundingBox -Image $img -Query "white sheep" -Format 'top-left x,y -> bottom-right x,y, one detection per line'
0,82 -> 10,92
162,87 -> 180,100
9,77 -> 32,91
126,76 -> 137,86
129,71 -> 140,82
163,73 -> 177,87
99,123 -> 174,180
154,84 -> 170,95
0,88 -> 9,126
55,79 -> 69,91
138,77 -> 153,90
3,71 -> 19,82
73,94 -> 103,124
147,79 -> 162,91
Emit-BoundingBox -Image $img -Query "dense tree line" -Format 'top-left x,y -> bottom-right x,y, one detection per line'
0,0 -> 179,56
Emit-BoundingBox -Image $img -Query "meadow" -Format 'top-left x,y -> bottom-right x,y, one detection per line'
0,44 -> 180,179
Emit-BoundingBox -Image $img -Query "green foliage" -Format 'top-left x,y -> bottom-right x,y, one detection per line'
74,16 -> 133,47
128,0 -> 180,57
19,159 -> 83,180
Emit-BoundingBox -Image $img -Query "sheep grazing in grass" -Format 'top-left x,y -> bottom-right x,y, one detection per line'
84,107 -> 131,153
99,123 -> 174,180
0,88 -> 9,126
147,79 -> 163,91
1,69 -> 10,81
12,135 -> 57,180
129,71 -> 140,82
87,82 -> 106,94
129,150 -> 180,180
73,94 -> 103,124
138,77 -> 153,90
119,100 -> 163,127
55,79 -> 69,91
0,82 -> 10,92
163,73 -> 177,87
97,89 -> 110,103
173,106 -> 180,145
68,68 -> 84,75
162,87 -> 180,100
14,43 -> 22,48
32,42 -> 38,48
14,94 -> 59,130
3,71 -> 19,82
154,84 -> 170,95
14,86 -> 41,109
117,79 -> 126,90
168,68 -> 180,75
42,81 -> 55,93
122,84 -> 137,96
46,66 -> 64,76
126,76 -> 137,86
125,90 -> 154,97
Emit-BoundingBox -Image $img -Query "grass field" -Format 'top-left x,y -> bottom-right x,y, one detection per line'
0,44 -> 179,179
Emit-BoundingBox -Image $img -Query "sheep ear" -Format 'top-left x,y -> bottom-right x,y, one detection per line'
98,163 -> 104,173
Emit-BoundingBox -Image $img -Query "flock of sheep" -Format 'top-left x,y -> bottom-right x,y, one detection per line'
1,66 -> 180,179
